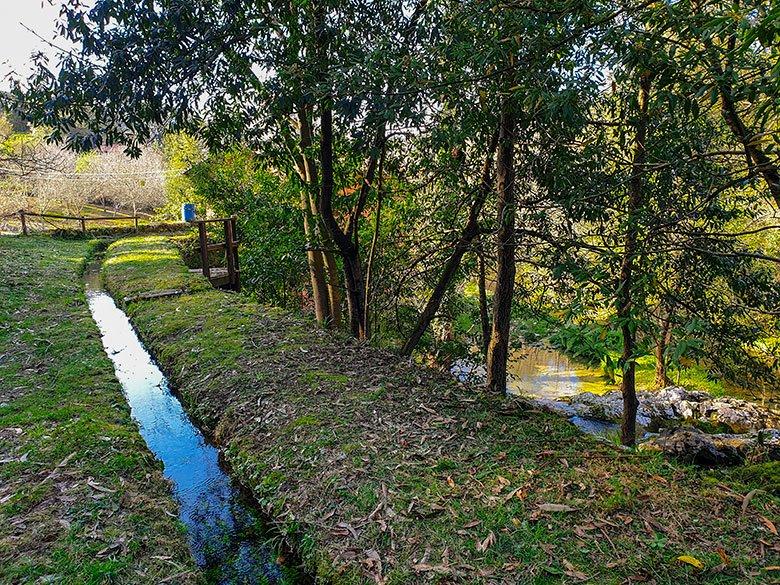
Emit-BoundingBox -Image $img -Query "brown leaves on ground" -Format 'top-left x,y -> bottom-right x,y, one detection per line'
104,235 -> 780,585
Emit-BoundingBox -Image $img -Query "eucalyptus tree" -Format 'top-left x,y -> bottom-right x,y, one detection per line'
393,0 -> 625,391
536,0 -> 780,444
637,0 -> 780,207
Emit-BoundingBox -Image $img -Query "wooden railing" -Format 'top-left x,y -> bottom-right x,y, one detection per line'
195,217 -> 240,291
18,210 -> 139,235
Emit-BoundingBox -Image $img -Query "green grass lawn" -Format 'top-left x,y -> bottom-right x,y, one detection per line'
0,235 -> 198,584
102,235 -> 780,584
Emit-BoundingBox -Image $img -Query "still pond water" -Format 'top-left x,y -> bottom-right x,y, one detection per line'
451,346 -> 623,435
451,345 -> 609,400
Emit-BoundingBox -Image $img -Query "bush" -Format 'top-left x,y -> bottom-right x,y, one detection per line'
187,148 -> 307,309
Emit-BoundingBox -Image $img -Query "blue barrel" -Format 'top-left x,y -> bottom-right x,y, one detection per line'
181,203 -> 196,222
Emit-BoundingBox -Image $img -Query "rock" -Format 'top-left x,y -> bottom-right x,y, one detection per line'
638,427 -> 743,465
532,386 -> 780,434
569,392 -> 623,420
699,398 -> 779,434
530,398 -> 577,417
676,400 -> 697,420
638,427 -> 780,465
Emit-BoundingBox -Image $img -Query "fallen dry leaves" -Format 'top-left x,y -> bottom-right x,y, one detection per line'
475,531 -> 496,553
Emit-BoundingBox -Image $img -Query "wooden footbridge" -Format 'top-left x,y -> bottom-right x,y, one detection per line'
193,217 -> 241,292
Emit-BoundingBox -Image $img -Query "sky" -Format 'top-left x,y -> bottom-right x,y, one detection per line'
0,1 -> 62,87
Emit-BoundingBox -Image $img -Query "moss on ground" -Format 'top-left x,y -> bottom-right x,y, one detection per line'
0,235 -> 198,584
104,235 -> 780,584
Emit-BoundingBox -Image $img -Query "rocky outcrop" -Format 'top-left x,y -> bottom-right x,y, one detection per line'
638,427 -> 780,465
531,386 -> 780,434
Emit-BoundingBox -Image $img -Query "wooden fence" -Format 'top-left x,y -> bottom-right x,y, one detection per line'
194,217 -> 240,291
17,210 -> 139,235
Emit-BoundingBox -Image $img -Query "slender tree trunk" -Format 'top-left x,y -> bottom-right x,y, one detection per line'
311,3 -> 424,339
318,104 -> 368,339
322,251 -> 342,327
300,105 -> 343,327
477,237 -> 491,355
618,71 -> 652,447
296,106 -> 333,326
486,101 -> 516,394
705,39 -> 780,207
719,88 -> 780,207
300,190 -> 332,324
654,307 -> 673,389
364,145 -> 386,339
400,129 -> 499,355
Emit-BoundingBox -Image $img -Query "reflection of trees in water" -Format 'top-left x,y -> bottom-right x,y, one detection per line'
184,482 -> 283,584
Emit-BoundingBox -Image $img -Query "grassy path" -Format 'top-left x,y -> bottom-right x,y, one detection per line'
0,236 -> 197,584
103,235 -> 779,584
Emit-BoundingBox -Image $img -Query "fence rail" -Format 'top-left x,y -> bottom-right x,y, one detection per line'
17,210 -> 139,235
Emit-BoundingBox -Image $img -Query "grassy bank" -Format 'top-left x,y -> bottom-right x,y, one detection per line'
102,235 -> 780,584
0,236 -> 198,583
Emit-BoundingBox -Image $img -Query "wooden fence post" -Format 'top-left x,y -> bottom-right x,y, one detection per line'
230,216 -> 240,292
19,211 -> 27,236
80,217 -> 86,233
224,218 -> 237,291
198,221 -> 211,280
134,215 -> 139,232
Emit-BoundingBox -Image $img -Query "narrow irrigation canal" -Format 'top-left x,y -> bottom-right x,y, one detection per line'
85,262 -> 299,584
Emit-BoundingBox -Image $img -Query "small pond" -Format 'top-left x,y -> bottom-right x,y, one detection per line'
451,346 -> 620,436
452,345 -> 609,400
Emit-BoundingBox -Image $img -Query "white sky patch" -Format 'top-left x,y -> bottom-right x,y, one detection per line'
0,0 -> 63,88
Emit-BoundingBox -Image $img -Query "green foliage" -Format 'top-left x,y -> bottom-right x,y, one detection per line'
156,132 -> 206,220
5,0 -> 778,394
188,148 -> 307,309
734,462 -> 780,495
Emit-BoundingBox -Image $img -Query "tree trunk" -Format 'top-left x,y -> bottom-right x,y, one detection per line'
364,144 -> 386,339
486,101 -> 516,394
322,250 -> 342,327
318,104 -> 368,339
719,88 -> 780,208
477,239 -> 491,355
300,190 -> 332,324
311,3 -> 423,339
296,106 -> 334,326
705,40 -> 780,208
400,130 -> 499,355
618,70 -> 652,447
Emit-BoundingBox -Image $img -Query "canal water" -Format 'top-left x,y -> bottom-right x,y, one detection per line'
85,264 -> 295,584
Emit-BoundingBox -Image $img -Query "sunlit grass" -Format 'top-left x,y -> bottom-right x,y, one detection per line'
98,234 -> 780,584
0,235 -> 197,583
